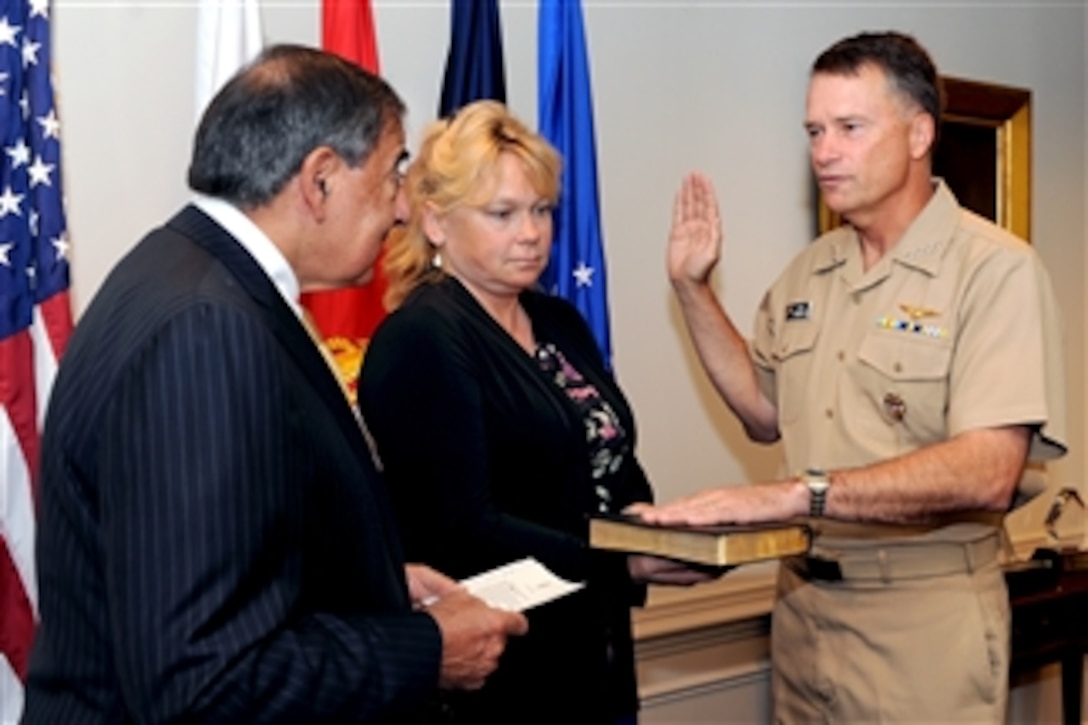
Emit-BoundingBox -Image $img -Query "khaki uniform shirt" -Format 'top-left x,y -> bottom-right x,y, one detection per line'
752,180 -> 1067,543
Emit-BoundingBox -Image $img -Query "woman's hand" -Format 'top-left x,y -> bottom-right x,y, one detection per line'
627,554 -> 729,586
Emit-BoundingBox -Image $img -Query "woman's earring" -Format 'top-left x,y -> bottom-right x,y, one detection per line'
432,252 -> 443,269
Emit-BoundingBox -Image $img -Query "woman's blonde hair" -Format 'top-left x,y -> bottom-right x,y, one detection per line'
383,99 -> 562,310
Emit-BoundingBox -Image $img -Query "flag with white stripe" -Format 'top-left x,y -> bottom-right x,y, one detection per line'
0,0 -> 74,718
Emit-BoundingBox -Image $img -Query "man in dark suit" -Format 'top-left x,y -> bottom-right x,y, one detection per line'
23,44 -> 526,723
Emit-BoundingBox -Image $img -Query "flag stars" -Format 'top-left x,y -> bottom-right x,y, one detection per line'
19,90 -> 28,119
4,139 -> 28,168
29,209 -> 38,236
0,242 -> 12,266
572,260 -> 595,288
0,16 -> 20,47
28,155 -> 54,187
21,37 -> 40,67
0,186 -> 23,218
29,0 -> 49,19
37,109 -> 60,140
53,234 -> 70,262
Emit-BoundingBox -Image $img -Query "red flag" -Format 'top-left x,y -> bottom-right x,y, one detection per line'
302,0 -> 386,404
322,0 -> 379,71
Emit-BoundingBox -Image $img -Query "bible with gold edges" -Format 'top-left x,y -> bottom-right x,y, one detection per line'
589,514 -> 812,567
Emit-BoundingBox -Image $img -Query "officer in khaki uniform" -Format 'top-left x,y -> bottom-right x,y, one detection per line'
637,31 -> 1067,722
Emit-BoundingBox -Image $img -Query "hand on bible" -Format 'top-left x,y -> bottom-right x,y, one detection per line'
626,480 -> 808,527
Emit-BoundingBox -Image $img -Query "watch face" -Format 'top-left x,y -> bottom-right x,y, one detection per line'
804,469 -> 830,492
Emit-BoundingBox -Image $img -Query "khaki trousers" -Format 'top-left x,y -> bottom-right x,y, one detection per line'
771,551 -> 1009,723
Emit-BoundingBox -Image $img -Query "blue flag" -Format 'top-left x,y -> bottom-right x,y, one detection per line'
538,0 -> 611,367
439,0 -> 505,117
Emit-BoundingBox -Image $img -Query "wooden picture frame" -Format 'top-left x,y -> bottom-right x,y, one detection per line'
818,76 -> 1032,241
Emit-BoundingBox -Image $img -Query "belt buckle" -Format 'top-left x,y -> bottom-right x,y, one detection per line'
804,556 -> 843,582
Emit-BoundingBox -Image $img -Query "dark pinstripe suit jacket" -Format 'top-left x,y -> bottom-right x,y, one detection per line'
23,205 -> 442,724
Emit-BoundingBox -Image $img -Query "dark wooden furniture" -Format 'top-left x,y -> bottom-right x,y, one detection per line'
1006,549 -> 1088,725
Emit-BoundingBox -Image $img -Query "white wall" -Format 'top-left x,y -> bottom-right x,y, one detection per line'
54,0 -> 1085,509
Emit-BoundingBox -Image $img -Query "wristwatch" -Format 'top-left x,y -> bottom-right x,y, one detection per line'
803,468 -> 831,518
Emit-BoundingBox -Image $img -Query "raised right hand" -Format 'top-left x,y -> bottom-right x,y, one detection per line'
667,172 -> 724,288
425,589 -> 528,691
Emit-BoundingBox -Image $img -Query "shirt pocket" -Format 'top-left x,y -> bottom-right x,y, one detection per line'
855,331 -> 953,441
772,320 -> 821,425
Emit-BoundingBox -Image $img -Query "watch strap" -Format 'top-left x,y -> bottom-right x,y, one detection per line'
804,468 -> 830,518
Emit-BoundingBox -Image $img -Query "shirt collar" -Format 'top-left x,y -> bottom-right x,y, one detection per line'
192,195 -> 301,318
887,178 -> 960,276
817,178 -> 960,278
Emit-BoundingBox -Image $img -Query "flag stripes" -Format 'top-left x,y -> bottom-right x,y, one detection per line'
1,0 -> 74,718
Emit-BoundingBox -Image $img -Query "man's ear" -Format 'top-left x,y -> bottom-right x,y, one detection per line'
909,112 -> 936,160
299,147 -> 340,220
421,202 -> 445,246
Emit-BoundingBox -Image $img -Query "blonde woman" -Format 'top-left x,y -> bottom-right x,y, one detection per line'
359,101 -> 711,724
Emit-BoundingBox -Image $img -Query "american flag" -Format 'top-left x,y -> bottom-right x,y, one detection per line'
0,0 -> 73,718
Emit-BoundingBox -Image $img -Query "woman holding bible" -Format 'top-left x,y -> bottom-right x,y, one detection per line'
358,101 -> 711,724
